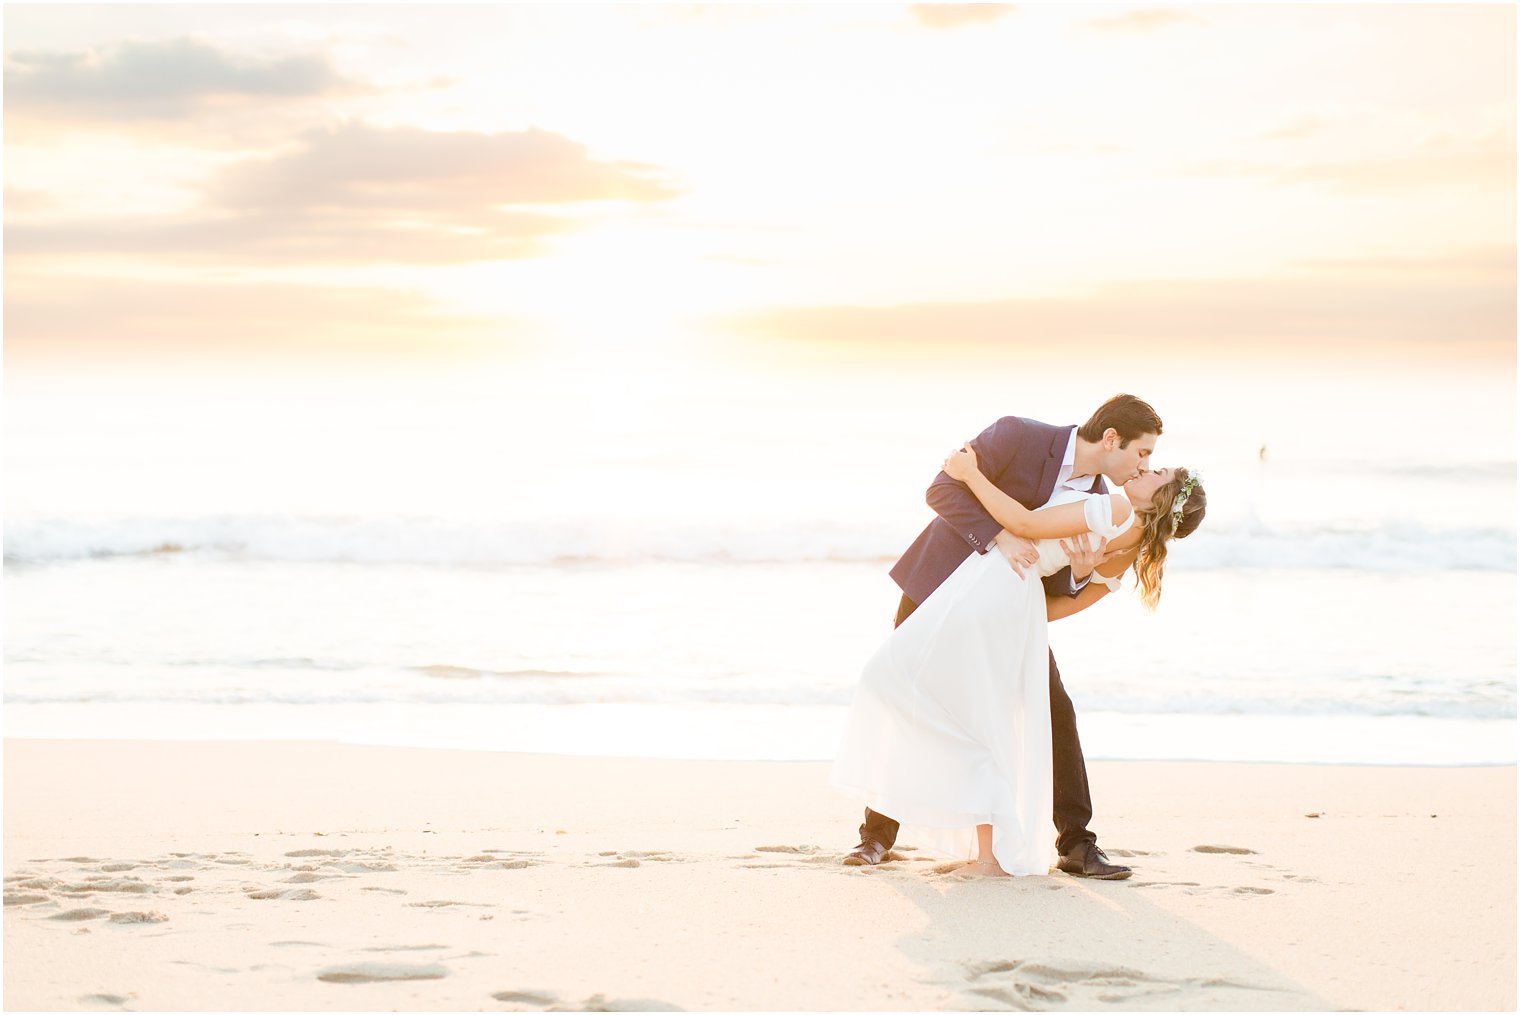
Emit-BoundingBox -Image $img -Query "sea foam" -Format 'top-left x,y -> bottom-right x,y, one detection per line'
4,513 -> 1514,571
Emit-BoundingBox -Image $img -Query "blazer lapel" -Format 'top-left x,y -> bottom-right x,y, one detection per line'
1034,427 -> 1073,506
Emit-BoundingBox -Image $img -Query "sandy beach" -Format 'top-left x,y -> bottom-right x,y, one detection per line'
3,739 -> 1514,1012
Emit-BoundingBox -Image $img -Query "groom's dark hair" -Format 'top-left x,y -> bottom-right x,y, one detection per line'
1078,394 -> 1163,447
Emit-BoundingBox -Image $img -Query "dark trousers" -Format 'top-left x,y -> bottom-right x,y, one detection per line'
859,593 -> 1097,858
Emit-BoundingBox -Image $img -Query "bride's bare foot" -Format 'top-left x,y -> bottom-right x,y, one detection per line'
951,859 -> 1010,878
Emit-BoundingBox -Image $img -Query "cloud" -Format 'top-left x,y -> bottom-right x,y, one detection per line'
4,36 -> 366,120
214,122 -> 675,210
3,187 -> 57,213
718,259 -> 1514,362
1255,115 -> 1327,142
1086,9 -> 1199,33
909,5 -> 1014,30
1185,143 -> 1515,194
3,274 -> 512,362
5,123 -> 680,266
3,210 -> 565,265
1290,246 -> 1515,281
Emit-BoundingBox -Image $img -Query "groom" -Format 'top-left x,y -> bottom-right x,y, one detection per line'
844,393 -> 1163,879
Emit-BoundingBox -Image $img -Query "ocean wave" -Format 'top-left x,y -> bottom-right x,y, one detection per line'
3,684 -> 1513,719
4,513 -> 1515,571
1268,459 -> 1516,481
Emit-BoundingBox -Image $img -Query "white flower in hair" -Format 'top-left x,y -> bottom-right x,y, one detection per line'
1170,470 -> 1202,532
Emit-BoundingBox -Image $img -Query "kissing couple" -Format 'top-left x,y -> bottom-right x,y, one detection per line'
829,394 -> 1207,878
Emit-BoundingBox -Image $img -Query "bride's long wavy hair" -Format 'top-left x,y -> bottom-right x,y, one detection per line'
1130,467 -> 1207,609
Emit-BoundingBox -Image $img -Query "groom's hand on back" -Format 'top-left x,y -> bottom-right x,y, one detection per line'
1060,533 -> 1109,583
992,530 -> 1040,577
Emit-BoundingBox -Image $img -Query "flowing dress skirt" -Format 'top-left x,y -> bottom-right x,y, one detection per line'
829,547 -> 1054,875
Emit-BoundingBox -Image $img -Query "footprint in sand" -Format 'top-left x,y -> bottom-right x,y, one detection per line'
245,888 -> 320,901
753,844 -> 818,854
317,962 -> 448,984
493,991 -> 684,1011
464,855 -> 539,870
79,993 -> 132,1007
362,944 -> 450,953
5,893 -> 50,906
108,911 -> 169,924
493,989 -> 559,1006
50,908 -> 111,921
960,957 -> 1282,1009
60,878 -> 155,896
1191,844 -> 1257,855
1156,884 -> 1275,899
323,860 -> 398,873
561,993 -> 686,1011
593,851 -> 679,868
605,851 -> 679,861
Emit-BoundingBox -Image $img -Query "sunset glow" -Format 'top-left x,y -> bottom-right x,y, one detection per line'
4,3 -> 1513,368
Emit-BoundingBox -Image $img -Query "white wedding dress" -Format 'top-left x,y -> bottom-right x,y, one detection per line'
829,490 -> 1133,875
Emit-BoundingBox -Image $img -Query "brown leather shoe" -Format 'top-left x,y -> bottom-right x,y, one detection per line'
842,838 -> 889,866
1056,843 -> 1132,880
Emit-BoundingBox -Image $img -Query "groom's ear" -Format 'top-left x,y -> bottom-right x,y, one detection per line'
1103,427 -> 1120,449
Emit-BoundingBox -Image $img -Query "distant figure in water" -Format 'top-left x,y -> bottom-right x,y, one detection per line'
1259,445 -> 1268,461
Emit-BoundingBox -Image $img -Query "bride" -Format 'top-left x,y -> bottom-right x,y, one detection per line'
829,444 -> 1206,877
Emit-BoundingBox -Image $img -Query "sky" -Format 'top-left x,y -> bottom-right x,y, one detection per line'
2,3 -> 1515,372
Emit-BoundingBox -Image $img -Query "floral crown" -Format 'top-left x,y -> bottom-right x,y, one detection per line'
1170,470 -> 1202,534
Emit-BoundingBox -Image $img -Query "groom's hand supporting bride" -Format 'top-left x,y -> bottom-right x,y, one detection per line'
1060,533 -> 1114,584
988,515 -> 1115,587
1047,540 -> 1136,621
991,530 -> 1040,576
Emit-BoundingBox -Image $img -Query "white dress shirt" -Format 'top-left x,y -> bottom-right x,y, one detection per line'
1047,426 -> 1097,592
1050,427 -> 1096,500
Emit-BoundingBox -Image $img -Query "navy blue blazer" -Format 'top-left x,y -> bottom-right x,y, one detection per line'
889,415 -> 1107,608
